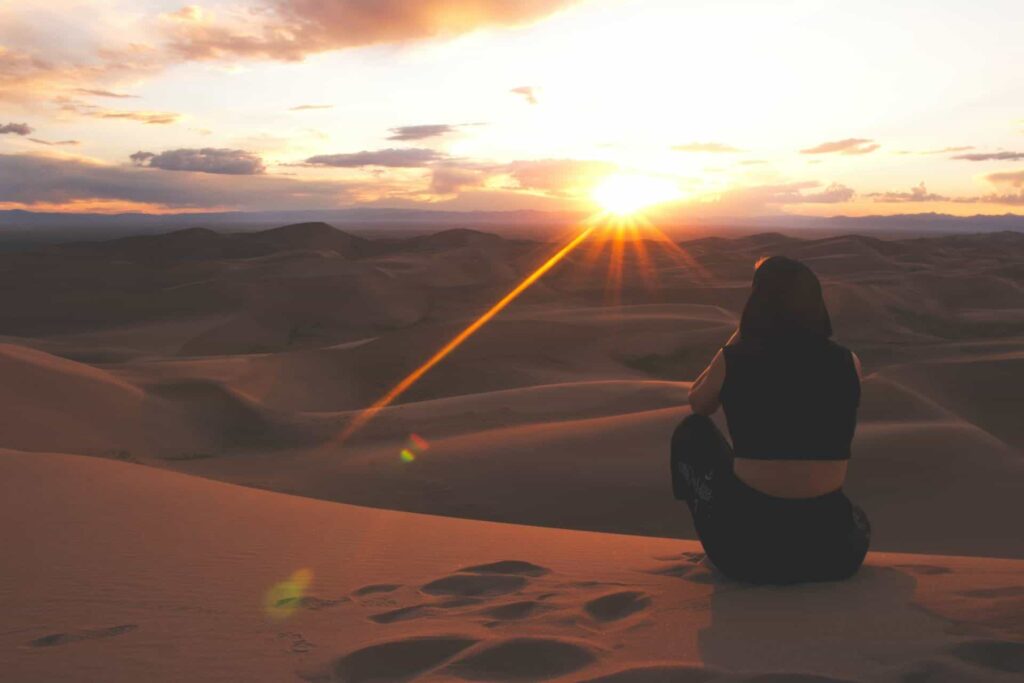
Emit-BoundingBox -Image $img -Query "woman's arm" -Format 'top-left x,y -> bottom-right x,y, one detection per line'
689,327 -> 737,416
689,349 -> 726,415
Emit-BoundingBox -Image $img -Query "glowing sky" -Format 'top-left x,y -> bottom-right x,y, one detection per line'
1,0 -> 1022,216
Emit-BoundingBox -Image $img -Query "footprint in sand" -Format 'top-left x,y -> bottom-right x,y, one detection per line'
276,596 -> 349,611
457,560 -> 550,577
422,574 -> 527,598
584,591 -> 651,622
947,639 -> 1024,674
443,637 -> 596,681
279,631 -> 314,654
306,636 -> 479,683
369,604 -> 437,624
352,583 -> 402,596
579,663 -> 720,682
26,624 -> 137,648
420,560 -> 551,598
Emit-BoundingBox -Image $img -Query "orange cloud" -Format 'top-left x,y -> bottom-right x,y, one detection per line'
56,97 -> 180,125
800,138 -> 880,155
165,1 -> 579,61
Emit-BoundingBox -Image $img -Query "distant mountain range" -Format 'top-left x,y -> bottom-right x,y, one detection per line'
0,208 -> 1021,249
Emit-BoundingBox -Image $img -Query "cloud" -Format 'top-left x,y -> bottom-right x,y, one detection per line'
0,42 -> 165,105
952,151 -> 1024,161
0,153 -> 356,210
387,124 -> 458,141
73,88 -> 138,98
0,122 -> 33,135
57,97 -> 180,125
510,86 -> 538,105
672,142 -> 741,153
800,138 -> 880,155
924,145 -> 973,154
29,138 -> 80,146
165,1 -> 578,61
867,182 -> 948,202
131,148 -> 266,175
289,104 -> 333,111
986,169 -> 1024,188
305,148 -> 445,167
504,158 -> 615,195
429,163 -> 492,194
705,181 -> 855,214
866,176 -> 1024,206
954,193 -> 1024,206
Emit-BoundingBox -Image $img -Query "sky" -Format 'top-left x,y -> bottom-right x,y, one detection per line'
0,0 -> 1022,217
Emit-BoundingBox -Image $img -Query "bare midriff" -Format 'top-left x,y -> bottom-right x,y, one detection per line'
733,458 -> 848,499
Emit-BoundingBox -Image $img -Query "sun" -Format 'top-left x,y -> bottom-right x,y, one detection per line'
591,173 -> 681,216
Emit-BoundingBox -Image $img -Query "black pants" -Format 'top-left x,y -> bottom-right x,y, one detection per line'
670,414 -> 870,584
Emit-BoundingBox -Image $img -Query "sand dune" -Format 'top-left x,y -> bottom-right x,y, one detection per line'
0,226 -> 1020,558
2,450 -> 1021,683
1,225 -> 1021,681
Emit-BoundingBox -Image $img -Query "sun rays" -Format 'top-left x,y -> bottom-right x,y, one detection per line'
337,203 -> 709,445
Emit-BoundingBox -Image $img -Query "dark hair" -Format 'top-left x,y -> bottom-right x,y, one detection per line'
738,256 -> 832,345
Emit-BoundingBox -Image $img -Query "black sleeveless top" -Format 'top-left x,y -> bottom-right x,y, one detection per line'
720,339 -> 860,460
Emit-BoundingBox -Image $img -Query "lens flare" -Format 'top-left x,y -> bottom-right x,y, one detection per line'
591,173 -> 681,216
264,568 -> 314,620
335,209 -> 709,445
337,223 -> 597,444
400,448 -> 416,463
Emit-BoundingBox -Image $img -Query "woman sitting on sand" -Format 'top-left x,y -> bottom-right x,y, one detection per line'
671,256 -> 870,584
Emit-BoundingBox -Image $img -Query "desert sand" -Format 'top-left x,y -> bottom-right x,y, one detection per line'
2,450 -> 1022,683
0,224 -> 1021,680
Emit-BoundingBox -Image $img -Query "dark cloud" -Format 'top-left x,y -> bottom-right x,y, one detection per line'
28,138 -> 80,147
166,1 -> 578,61
510,86 -> 538,105
73,88 -> 138,98
289,104 -> 334,111
800,138 -> 879,155
0,153 -> 354,209
952,151 -> 1024,161
305,148 -> 445,168
387,124 -> 457,141
130,148 -> 266,175
57,97 -> 180,125
0,122 -> 33,135
867,182 -> 948,202
672,142 -> 741,153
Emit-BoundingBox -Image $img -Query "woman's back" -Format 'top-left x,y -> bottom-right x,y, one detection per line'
722,339 -> 860,498
724,339 -> 860,497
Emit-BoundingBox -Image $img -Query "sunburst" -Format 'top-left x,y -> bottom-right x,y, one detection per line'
337,176 -> 706,444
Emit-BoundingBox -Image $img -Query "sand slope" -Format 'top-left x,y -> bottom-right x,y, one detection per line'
2,450 -> 1022,683
0,227 -> 1021,558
